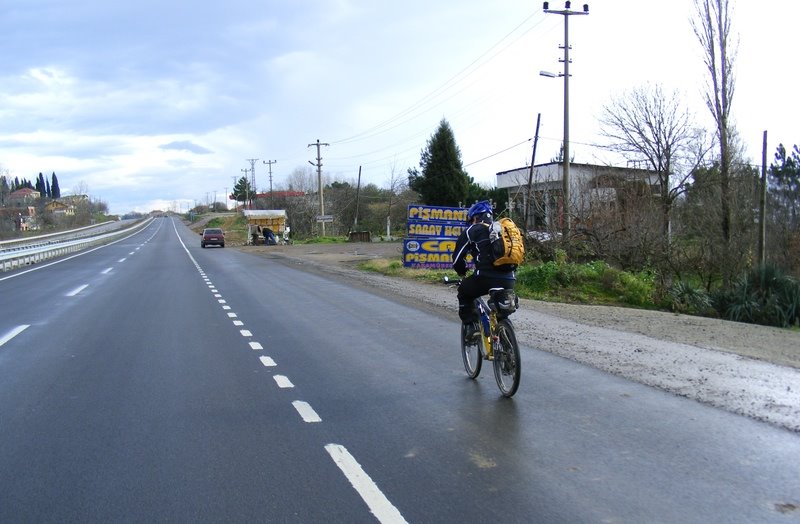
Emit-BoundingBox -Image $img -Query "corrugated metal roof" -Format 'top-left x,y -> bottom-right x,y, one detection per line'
241,210 -> 287,218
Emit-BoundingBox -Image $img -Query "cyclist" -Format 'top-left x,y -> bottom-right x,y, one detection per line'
452,200 -> 516,340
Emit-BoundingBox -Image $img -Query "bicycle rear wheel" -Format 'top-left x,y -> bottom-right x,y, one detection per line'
493,319 -> 521,397
461,323 -> 482,379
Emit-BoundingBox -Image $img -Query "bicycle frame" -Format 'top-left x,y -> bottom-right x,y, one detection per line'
445,275 -> 522,397
474,296 -> 497,359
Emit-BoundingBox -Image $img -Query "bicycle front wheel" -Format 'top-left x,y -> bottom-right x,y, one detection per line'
493,319 -> 521,397
461,323 -> 482,379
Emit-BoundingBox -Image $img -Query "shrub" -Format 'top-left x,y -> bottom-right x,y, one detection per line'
614,271 -> 655,307
713,264 -> 800,328
517,261 -> 560,293
669,281 -> 712,315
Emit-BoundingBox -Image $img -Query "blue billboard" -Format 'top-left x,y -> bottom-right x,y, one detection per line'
403,204 -> 471,269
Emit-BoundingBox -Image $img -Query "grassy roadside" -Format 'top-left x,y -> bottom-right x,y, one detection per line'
356,257 -> 659,310
358,256 -> 800,331
189,212 -> 664,311
189,213 -> 800,329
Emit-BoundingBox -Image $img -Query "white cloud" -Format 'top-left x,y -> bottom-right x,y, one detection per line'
0,0 -> 796,214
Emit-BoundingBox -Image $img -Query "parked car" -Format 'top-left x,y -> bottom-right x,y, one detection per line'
200,228 -> 225,248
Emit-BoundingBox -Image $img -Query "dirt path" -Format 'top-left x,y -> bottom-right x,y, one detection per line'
241,241 -> 800,432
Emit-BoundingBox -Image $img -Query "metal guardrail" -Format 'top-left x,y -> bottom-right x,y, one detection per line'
0,218 -> 153,272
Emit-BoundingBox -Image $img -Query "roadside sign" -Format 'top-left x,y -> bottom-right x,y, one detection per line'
315,215 -> 334,223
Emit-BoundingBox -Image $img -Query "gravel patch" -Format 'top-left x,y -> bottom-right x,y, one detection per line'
245,242 -> 800,433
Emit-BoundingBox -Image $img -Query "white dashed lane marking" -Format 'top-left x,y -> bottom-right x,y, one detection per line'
184,230 -> 408,524
274,375 -> 294,388
66,284 -> 89,297
292,401 -> 322,423
0,325 -> 30,347
189,237 -> 406,524
325,444 -> 408,524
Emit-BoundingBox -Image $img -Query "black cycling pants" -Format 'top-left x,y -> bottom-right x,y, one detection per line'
457,274 -> 514,323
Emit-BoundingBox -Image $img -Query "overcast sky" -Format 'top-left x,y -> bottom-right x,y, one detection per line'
1,0 -> 796,215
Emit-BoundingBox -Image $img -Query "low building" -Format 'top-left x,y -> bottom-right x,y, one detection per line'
496,162 -> 659,232
0,206 -> 37,231
45,200 -> 75,217
8,188 -> 41,207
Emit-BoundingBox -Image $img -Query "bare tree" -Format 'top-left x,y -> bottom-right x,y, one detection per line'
692,0 -> 737,282
384,163 -> 408,237
600,84 -> 710,241
281,167 -> 322,237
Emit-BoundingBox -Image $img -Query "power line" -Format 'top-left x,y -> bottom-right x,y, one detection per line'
330,11 -> 549,146
464,138 -> 533,167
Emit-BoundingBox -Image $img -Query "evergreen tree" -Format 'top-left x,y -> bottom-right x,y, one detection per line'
36,172 -> 45,195
0,176 -> 9,205
769,144 -> 800,229
767,144 -> 800,274
51,172 -> 61,198
407,119 -> 470,206
232,176 -> 253,206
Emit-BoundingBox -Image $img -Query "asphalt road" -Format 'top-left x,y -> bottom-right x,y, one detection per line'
0,217 -> 797,523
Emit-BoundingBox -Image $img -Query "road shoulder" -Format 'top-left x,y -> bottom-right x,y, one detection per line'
245,242 -> 800,433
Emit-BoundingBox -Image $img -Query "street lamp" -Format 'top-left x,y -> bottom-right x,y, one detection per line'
543,1 -> 589,239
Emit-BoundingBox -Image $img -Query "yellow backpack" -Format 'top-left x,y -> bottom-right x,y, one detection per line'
488,218 -> 525,268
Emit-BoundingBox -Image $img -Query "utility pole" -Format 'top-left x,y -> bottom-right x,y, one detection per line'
525,113 -> 542,232
758,130 -> 768,266
543,1 -> 589,240
231,176 -> 238,210
263,159 -> 277,209
308,139 -> 329,236
241,168 -> 250,209
353,166 -> 362,230
246,158 -> 258,208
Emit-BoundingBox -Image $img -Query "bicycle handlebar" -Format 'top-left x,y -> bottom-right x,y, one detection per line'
442,276 -> 462,286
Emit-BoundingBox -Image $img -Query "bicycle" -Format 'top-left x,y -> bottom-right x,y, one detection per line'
444,276 -> 522,397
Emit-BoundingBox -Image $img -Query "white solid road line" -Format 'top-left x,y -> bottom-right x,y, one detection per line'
0,325 -> 30,347
292,401 -> 321,423
325,444 -> 408,524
